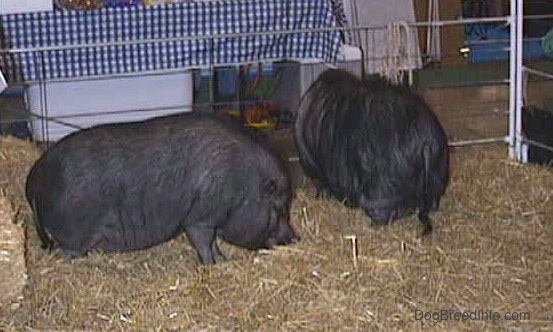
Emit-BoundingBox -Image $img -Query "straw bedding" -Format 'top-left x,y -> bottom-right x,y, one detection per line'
0,137 -> 41,310
0,195 -> 27,308
0,135 -> 552,331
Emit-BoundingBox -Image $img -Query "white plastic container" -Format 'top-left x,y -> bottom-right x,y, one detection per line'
25,71 -> 194,142
0,0 -> 53,14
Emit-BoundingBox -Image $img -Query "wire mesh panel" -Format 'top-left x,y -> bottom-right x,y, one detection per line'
0,0 -> 550,162
0,0 -> 345,143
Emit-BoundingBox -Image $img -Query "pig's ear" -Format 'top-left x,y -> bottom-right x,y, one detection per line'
262,179 -> 277,196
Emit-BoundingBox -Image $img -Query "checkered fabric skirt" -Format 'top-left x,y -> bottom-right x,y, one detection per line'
0,0 -> 345,83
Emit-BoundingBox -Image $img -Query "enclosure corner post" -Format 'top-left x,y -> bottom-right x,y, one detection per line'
514,0 -> 525,163
508,0 -> 525,162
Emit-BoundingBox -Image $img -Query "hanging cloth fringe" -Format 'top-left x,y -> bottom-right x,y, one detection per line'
379,22 -> 405,85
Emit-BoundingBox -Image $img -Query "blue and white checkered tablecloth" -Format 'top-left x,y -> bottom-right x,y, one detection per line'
0,0 -> 344,83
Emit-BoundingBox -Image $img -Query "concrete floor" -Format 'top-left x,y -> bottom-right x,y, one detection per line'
422,80 -> 553,142
421,84 -> 510,142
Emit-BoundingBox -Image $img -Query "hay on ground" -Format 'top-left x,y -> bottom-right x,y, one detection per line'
0,136 -> 41,216
0,136 -> 40,312
0,196 -> 27,308
0,136 -> 552,331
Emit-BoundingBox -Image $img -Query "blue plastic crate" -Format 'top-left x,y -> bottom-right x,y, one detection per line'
464,23 -> 545,63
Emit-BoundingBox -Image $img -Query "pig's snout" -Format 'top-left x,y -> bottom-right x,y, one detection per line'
266,220 -> 300,249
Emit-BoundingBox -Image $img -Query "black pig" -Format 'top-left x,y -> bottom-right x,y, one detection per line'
26,112 -> 298,265
523,105 -> 553,166
294,69 -> 449,235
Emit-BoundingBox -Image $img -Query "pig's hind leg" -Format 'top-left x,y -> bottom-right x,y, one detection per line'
185,226 -> 222,265
211,240 -> 227,261
52,246 -> 87,258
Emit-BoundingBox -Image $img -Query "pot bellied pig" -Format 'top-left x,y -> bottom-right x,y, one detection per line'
25,112 -> 299,265
523,105 -> 553,167
294,69 -> 449,235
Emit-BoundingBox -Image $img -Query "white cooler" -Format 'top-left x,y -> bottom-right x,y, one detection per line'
25,71 -> 193,142
0,0 -> 53,14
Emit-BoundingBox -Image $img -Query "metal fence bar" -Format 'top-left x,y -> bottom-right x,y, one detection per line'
514,0 -> 525,162
0,11 -> 535,155
524,67 -> 553,80
524,138 -> 553,153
